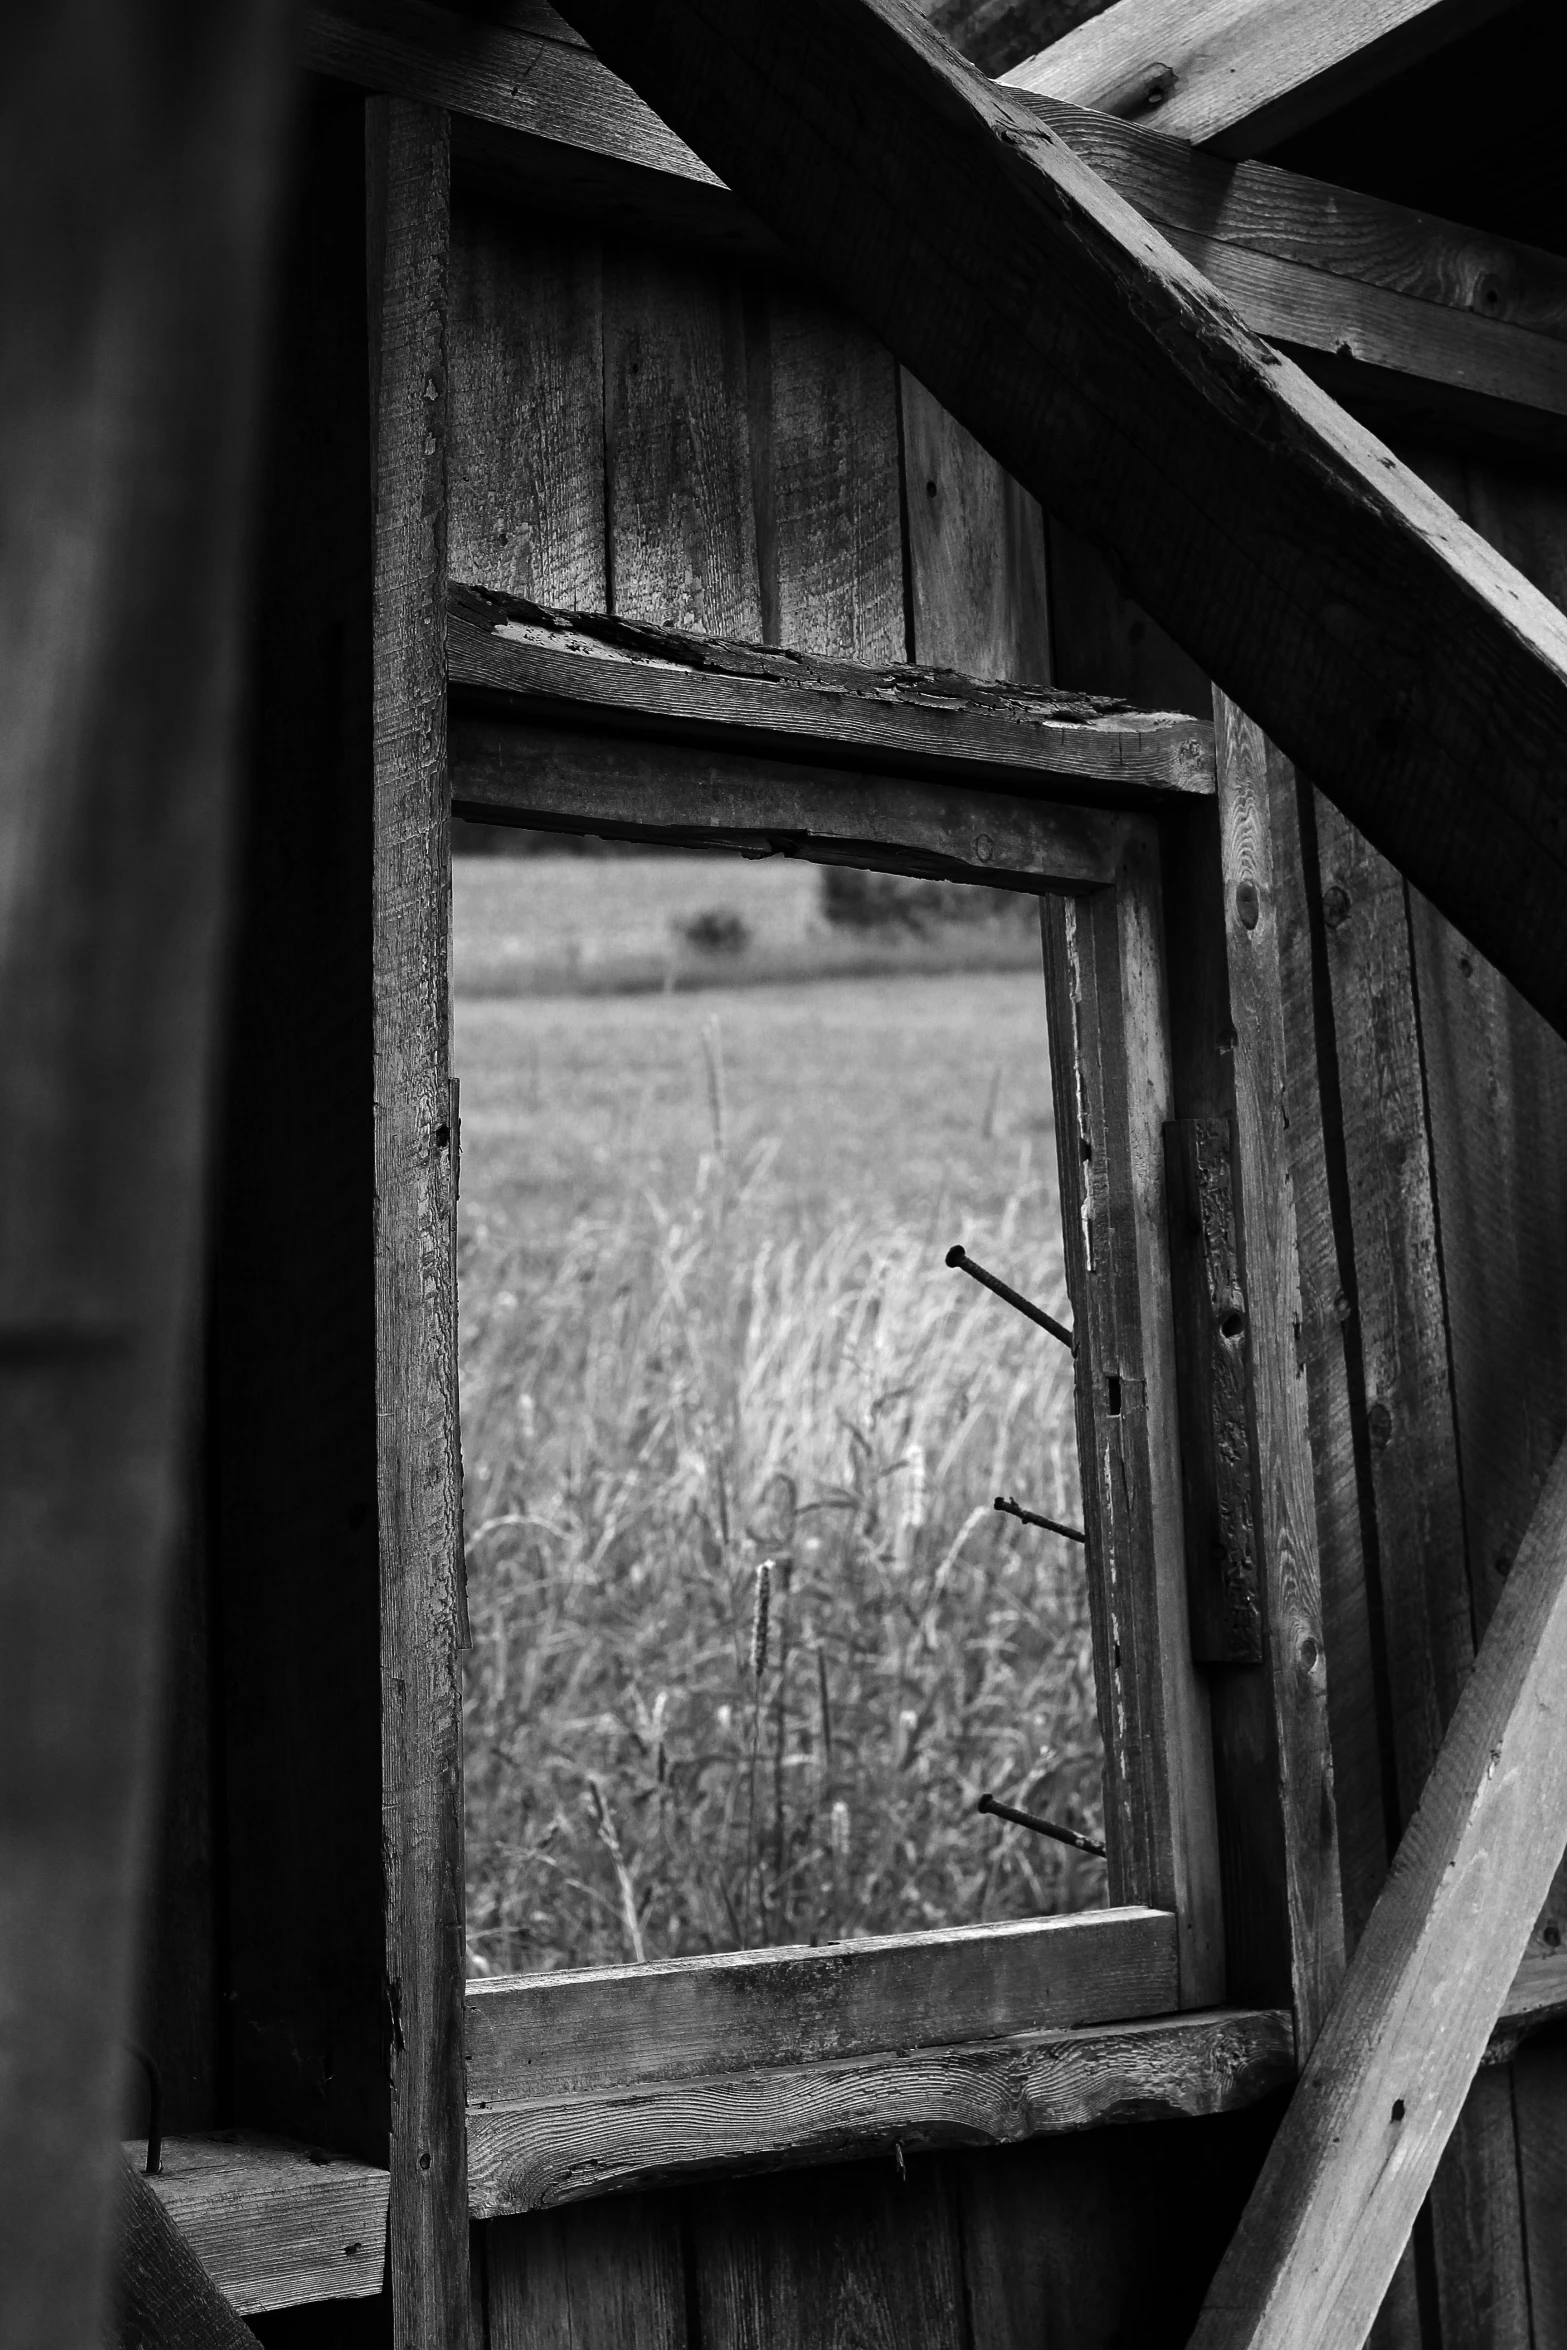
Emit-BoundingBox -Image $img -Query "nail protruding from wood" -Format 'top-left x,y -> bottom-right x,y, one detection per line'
994,1493 -> 1086,1545
976,1790 -> 1106,1859
945,1244 -> 1074,1349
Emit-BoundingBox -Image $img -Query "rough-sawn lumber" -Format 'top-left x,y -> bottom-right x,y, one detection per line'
1188,1434 -> 1567,2350
1002,0 -> 1517,156
551,0 -> 1567,1041
123,2135 -> 390,2316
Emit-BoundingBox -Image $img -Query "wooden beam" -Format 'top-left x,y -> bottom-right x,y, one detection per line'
549,0 -> 1567,1041
1189,1434 -> 1567,2350
308,5 -> 1567,440
447,591 -> 1214,801
467,2007 -> 1295,2215
1000,0 -> 1518,157
450,719 -> 1129,889
123,2136 -> 389,2316
468,1908 -> 1178,2112
111,2163 -> 261,2350
0,4 -> 295,2342
369,97 -> 469,2350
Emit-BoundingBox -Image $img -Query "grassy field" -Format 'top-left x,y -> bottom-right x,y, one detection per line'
456,856 -> 1101,1977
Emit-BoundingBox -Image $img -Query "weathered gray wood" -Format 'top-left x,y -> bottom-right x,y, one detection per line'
1001,0 -> 1515,156
1189,1434 -> 1567,2350
1164,1119 -> 1262,1665
123,2134 -> 389,2315
312,4 -> 1567,437
112,2162 -> 262,2350
551,0 -> 1567,1040
1514,2041 -> 1567,2345
449,202 -> 606,606
693,2156 -> 967,2350
1042,831 -> 1224,2005
752,296 -> 905,661
484,2196 -> 688,2350
900,371 -> 1052,683
468,2008 -> 1294,2215
1214,700 -> 1346,2059
603,242 -> 761,636
447,594 -> 1216,799
371,96 -> 469,2350
449,717 -> 1128,889
468,1906 -> 1176,2108
0,2 -> 294,2340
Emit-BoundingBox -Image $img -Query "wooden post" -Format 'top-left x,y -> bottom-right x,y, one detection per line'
1043,826 -> 1225,2006
1213,698 -> 1345,2055
371,96 -> 470,2350
0,3 -> 294,2340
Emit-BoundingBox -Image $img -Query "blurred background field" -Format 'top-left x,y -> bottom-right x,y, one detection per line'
456,851 -> 1102,1978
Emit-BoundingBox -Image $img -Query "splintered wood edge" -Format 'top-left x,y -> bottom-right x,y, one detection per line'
122,2135 -> 390,2315
464,2008 -> 1296,2215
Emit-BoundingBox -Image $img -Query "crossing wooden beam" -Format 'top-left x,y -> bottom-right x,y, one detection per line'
550,0 -> 1567,1041
1001,0 -> 1518,155
1188,1434 -> 1567,2350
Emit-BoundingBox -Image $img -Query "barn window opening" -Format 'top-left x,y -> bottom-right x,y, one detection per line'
454,833 -> 1102,1976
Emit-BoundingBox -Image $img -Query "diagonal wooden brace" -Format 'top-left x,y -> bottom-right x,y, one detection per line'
1188,1433 -> 1567,2350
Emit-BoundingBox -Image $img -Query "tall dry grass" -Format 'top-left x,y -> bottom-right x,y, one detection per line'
461,1075 -> 1101,1976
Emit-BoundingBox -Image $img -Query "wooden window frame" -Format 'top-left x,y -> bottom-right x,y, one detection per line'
367,91 -> 1297,2343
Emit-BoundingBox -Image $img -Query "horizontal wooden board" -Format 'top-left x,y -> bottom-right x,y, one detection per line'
1000,0 -> 1516,158
450,717 -> 1127,887
466,2006 -> 1295,2214
447,598 -> 1215,800
466,1907 -> 1177,2110
122,2134 -> 389,2314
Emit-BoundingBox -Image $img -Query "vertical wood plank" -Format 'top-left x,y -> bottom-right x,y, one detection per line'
0,1 -> 294,2338
1043,512 -> 1210,715
448,203 -> 606,608
1042,825 -> 1224,2005
959,2105 -> 1283,2350
1214,698 -> 1345,2056
371,97 -> 468,2350
603,243 -> 761,636
749,293 -> 904,661
485,2199 -> 687,2350
901,369 -> 1051,680
693,2155 -> 965,2350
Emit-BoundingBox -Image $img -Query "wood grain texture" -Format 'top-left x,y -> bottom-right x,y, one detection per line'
692,2153 -> 966,2350
1164,1119 -> 1263,1665
111,2161 -> 261,2350
313,3 -> 1567,433
449,717 -> 1128,889
123,2134 -> 389,2315
1262,773 -> 1392,1967
1001,0 -> 1515,156
900,370 -> 1052,683
1188,1435 -> 1567,2350
1215,699 -> 1345,2057
1041,829 -> 1224,2004
447,595 -> 1216,797
751,295 -> 905,662
449,203 -> 605,606
371,98 -> 469,2350
0,2 -> 294,2341
467,1907 -> 1176,2107
551,0 -> 1567,1040
467,2009 -> 1294,2214
484,2195 -> 687,2350
603,243 -> 761,636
